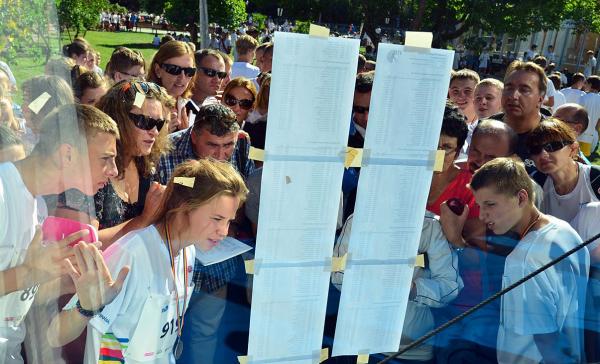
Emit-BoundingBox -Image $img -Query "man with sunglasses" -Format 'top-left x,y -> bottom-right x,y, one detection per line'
343,71 -> 374,220
189,50 -> 227,125
157,103 -> 253,363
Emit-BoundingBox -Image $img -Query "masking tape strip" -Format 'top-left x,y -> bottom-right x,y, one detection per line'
319,348 -> 329,363
432,149 -> 445,172
331,253 -> 348,272
133,92 -> 146,108
28,92 -> 51,114
345,147 -> 363,168
237,350 -> 327,364
174,176 -> 195,188
309,24 -> 330,38
249,147 -> 265,162
415,254 -> 426,268
244,260 -> 255,274
404,31 -> 433,48
357,354 -> 370,364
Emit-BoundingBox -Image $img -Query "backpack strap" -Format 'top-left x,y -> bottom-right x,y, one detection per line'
589,165 -> 600,200
590,165 -> 600,200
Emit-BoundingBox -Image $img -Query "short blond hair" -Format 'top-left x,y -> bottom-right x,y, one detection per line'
31,104 -> 119,157
470,157 -> 534,203
450,69 -> 480,86
476,78 -> 504,92
236,35 -> 259,55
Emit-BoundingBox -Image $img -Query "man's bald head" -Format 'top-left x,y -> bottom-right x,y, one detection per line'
553,103 -> 589,136
467,119 -> 518,173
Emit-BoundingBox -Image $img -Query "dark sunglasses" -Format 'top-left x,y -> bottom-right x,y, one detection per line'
199,66 -> 227,79
129,112 -> 166,131
160,63 -> 197,77
224,94 -> 254,110
353,105 -> 369,114
529,140 -> 572,155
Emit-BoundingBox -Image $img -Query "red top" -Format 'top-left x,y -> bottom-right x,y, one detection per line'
427,169 -> 480,219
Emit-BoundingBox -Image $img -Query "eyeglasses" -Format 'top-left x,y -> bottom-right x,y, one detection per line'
118,69 -> 146,80
160,63 -> 197,77
199,66 -> 227,79
529,140 -> 572,155
224,94 -> 254,110
129,112 -> 166,131
352,105 -> 369,114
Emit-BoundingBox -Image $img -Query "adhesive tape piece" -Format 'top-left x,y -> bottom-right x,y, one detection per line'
357,354 -> 369,364
28,92 -> 51,114
249,147 -> 265,162
244,260 -> 255,275
345,147 -> 363,168
133,91 -> 146,108
309,24 -> 330,38
174,177 -> 195,188
331,253 -> 348,272
404,31 -> 433,48
433,150 -> 445,172
415,254 -> 425,268
237,356 -> 248,364
319,348 -> 329,363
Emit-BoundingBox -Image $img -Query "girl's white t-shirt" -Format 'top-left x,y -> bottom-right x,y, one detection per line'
66,225 -> 195,364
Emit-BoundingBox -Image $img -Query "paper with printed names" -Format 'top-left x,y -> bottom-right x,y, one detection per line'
333,43 -> 454,356
246,31 -> 359,364
195,237 -> 252,266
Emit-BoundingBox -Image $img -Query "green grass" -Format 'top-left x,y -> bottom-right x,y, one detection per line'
61,30 -> 159,70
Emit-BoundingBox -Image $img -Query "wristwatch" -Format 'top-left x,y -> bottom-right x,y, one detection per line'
75,300 -> 104,317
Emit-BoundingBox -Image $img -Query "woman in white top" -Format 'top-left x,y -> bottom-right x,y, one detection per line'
527,118 -> 599,223
48,159 -> 248,363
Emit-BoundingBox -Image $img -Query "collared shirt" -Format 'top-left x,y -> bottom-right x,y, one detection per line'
157,127 -> 254,293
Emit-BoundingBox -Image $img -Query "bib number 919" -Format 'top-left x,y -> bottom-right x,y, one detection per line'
160,316 -> 181,338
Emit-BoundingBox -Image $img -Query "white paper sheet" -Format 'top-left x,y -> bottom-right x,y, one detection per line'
247,31 -> 359,363
195,237 -> 252,266
333,43 -> 454,356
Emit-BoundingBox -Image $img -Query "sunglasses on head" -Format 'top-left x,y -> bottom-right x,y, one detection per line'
129,112 -> 166,131
160,63 -> 197,77
224,94 -> 254,110
199,66 -> 227,79
529,140 -> 572,155
353,105 -> 369,114
121,80 -> 162,95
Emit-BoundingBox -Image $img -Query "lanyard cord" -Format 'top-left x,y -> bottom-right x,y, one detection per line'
165,223 -> 188,340
378,230 -> 600,363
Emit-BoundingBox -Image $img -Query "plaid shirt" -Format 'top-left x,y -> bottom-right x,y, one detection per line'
158,127 -> 254,293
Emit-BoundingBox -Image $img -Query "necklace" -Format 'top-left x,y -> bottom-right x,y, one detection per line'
519,212 -> 541,240
164,223 -> 188,359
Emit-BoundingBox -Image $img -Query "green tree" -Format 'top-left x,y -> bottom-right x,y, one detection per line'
57,0 -> 109,38
0,0 -> 61,62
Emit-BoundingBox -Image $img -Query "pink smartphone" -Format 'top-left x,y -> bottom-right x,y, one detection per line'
42,216 -> 98,245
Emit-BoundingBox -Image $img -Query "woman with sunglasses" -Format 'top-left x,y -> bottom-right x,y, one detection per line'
528,118 -> 599,223
94,80 -> 174,245
221,77 -> 257,128
48,159 -> 248,364
148,41 -> 196,133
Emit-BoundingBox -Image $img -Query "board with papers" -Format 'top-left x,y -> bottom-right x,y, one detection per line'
333,43 -> 454,356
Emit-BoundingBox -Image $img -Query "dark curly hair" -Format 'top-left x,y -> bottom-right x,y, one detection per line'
192,103 -> 239,137
441,102 -> 468,151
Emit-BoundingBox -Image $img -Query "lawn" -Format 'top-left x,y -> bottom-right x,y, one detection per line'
10,30 -> 159,103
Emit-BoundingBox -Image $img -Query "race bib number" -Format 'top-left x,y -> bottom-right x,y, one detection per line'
0,284 -> 39,327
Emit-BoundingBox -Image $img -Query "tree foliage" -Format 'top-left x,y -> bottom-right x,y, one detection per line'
159,0 -> 247,30
0,0 -> 61,62
57,0 -> 109,37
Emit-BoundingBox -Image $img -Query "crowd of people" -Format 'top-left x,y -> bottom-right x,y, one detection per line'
1,26 -> 600,364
